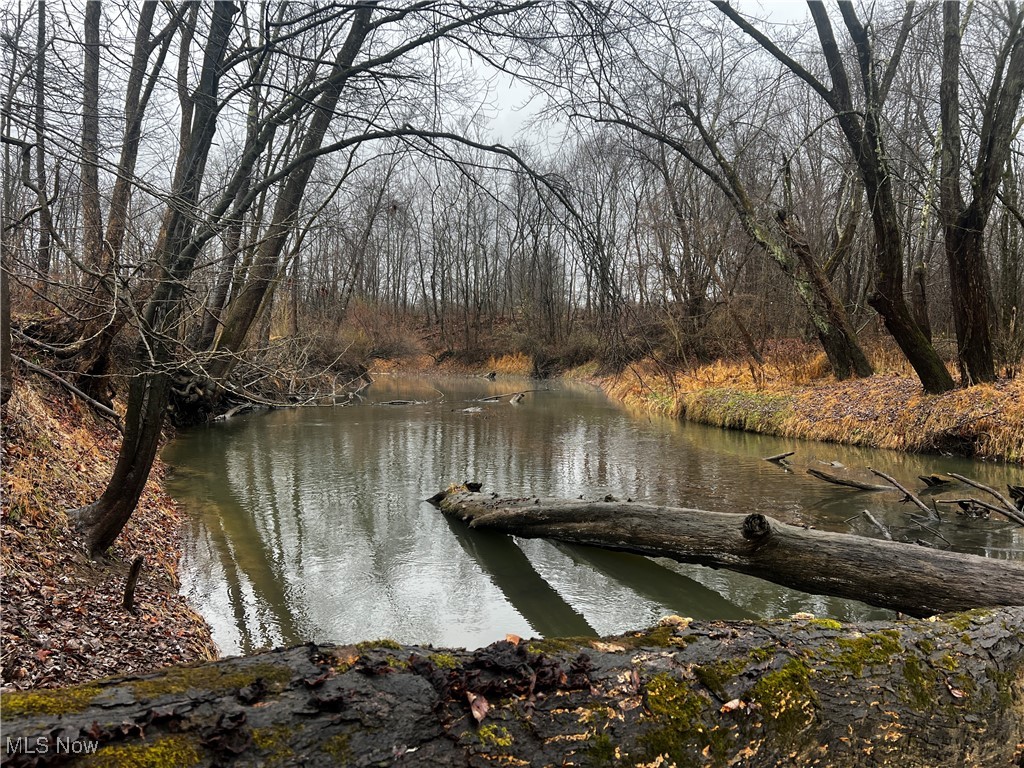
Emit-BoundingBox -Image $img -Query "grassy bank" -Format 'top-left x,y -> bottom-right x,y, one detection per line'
371,339 -> 1023,463
564,354 -> 1024,464
1,381 -> 217,689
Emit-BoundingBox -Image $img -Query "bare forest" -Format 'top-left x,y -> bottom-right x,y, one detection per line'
3,0 -> 1023,551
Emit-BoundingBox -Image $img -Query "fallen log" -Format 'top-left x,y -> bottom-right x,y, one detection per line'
2,610 -> 1021,767
433,489 -> 1024,617
806,467 -> 891,491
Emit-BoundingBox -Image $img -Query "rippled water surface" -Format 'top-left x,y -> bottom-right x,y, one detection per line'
164,376 -> 1023,655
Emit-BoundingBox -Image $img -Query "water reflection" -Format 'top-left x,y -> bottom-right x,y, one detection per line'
165,376 -> 1023,655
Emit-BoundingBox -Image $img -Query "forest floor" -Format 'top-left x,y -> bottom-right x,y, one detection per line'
1,380 -> 216,690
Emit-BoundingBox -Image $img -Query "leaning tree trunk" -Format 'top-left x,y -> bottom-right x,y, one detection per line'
70,371 -> 169,555
70,1 -> 236,557
432,489 -> 1024,617
2,609 -> 1022,768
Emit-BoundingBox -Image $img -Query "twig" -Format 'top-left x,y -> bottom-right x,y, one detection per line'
14,355 -> 122,431
948,473 -> 1024,525
906,520 -> 952,548
807,467 -> 891,491
472,389 -> 544,403
869,469 -> 936,518
123,556 -> 144,614
862,510 -> 892,540
936,498 -> 1024,524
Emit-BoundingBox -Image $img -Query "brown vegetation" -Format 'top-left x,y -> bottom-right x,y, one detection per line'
1,380 -> 216,689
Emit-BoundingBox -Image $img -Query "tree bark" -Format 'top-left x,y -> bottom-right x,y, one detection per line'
80,0 -> 102,271
2,609 -> 1021,768
33,0 -> 52,291
432,490 -> 1024,617
939,2 -> 1024,385
712,1 -> 955,393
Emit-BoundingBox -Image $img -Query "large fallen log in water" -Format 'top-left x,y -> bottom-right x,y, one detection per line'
2,610 -> 1022,768
432,489 -> 1024,617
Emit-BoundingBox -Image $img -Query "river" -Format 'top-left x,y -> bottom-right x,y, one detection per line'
163,375 -> 1023,655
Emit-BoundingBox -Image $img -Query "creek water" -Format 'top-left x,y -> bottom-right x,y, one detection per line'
163,375 -> 1023,655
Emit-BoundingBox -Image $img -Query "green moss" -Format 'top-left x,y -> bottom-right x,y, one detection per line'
987,665 -> 1016,709
321,733 -> 352,763
2,684 -> 101,717
478,724 -> 514,749
82,735 -> 200,768
747,659 -> 817,741
611,624 -> 697,650
355,638 -> 402,651
526,636 -> 594,655
827,630 -> 902,676
748,646 -> 775,664
131,662 -> 291,699
251,724 -> 298,765
945,609 -> 993,632
640,673 -> 732,767
901,656 -> 935,709
588,732 -> 618,766
693,658 -> 748,698
916,638 -> 936,655
807,618 -> 843,631
936,653 -> 960,671
428,652 -> 458,669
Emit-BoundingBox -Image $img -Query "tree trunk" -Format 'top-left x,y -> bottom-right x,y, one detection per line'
33,0 -> 52,292
777,210 -> 873,379
1,238 -> 11,405
80,0 -> 102,270
910,260 -> 932,343
71,1 -> 236,556
945,223 -> 996,384
432,490 -> 1024,617
2,608 -> 1022,768
70,371 -> 170,556
206,6 -> 374,380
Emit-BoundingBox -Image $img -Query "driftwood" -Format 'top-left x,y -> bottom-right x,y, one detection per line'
918,474 -> 952,488
471,389 -> 543,403
805,467 -> 891,491
868,468 -> 936,518
861,510 -> 892,540
949,473 -> 1024,525
762,450 -> 794,464
432,489 -> 1024,617
2,610 -> 1022,768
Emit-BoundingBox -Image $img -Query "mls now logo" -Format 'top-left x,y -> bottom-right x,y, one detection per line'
6,736 -> 99,755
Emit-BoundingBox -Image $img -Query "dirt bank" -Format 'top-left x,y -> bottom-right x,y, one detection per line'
1,380 -> 217,690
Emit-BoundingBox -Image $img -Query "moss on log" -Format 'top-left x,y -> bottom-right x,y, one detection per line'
2,609 -> 1022,767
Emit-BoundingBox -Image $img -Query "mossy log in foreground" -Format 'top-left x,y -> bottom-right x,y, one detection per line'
2,609 -> 1023,767
434,490 -> 1024,617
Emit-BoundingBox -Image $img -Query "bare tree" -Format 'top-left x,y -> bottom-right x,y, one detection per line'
940,1 -> 1024,384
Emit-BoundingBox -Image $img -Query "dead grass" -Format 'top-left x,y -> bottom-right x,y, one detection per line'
579,349 -> 1024,464
2,379 -> 216,689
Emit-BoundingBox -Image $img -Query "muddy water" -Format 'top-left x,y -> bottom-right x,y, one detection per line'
163,376 -> 1023,655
